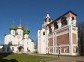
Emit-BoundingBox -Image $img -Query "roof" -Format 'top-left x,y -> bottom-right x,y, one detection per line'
23,28 -> 30,34
9,25 -> 16,30
47,10 -> 77,26
17,24 -> 24,29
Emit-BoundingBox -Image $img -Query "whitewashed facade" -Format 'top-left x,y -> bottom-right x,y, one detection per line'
0,24 -> 35,53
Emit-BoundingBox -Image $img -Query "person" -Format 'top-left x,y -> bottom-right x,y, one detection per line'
58,50 -> 60,59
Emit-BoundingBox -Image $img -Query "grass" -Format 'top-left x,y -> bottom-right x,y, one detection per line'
1,53 -> 83,62
0,53 -> 55,62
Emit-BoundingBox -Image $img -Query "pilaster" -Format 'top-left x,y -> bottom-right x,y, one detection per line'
53,32 -> 54,54
57,22 -> 62,28
67,17 -> 72,25
69,25 -> 73,55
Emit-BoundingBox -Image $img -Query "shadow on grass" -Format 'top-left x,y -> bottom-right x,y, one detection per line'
0,53 -> 18,62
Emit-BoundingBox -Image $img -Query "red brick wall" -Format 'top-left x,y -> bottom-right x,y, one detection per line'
72,33 -> 76,44
48,37 -> 53,46
57,33 -> 69,45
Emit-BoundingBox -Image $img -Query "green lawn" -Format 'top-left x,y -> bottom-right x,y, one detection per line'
0,53 -> 55,62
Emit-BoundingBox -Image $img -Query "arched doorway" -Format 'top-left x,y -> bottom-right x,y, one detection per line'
18,46 -> 24,53
27,48 -> 30,52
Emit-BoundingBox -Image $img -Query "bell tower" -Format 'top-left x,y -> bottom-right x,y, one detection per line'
42,14 -> 52,28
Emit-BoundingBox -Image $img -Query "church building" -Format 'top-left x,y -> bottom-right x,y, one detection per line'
0,24 -> 35,53
37,11 -> 78,55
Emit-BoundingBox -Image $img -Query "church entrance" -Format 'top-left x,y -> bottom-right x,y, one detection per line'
18,46 -> 24,53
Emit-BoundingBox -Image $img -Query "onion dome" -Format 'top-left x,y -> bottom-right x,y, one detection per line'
24,28 -> 30,34
9,25 -> 16,30
17,24 -> 24,30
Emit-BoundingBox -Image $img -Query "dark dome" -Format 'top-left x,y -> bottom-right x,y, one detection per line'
9,25 -> 16,30
24,28 -> 30,34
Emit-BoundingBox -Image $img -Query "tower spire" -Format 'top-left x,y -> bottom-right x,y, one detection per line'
46,14 -> 50,18
19,17 -> 22,26
17,17 -> 23,29
12,20 -> 14,26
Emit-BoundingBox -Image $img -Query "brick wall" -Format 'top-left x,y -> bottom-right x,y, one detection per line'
72,33 -> 76,44
48,37 -> 53,46
57,33 -> 69,45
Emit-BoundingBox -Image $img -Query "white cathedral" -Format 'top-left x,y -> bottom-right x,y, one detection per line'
0,24 -> 35,53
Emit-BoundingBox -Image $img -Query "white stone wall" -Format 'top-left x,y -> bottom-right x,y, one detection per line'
3,28 -> 35,53
10,30 -> 15,35
16,29 -> 23,36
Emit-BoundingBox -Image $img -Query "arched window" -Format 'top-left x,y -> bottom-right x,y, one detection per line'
61,16 -> 67,26
8,41 -> 12,45
45,18 -> 47,22
49,26 -> 52,34
49,18 -> 51,22
43,32 -> 45,35
72,17 -> 75,20
54,22 -> 58,29
18,46 -> 23,52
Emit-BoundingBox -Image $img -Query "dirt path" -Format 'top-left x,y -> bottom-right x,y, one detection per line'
47,56 -> 84,62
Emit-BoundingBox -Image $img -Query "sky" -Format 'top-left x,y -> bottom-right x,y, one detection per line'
0,0 -> 84,44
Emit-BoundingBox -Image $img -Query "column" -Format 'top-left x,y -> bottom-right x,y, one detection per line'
72,19 -> 76,26
51,24 -> 54,32
66,17 -> 72,25
46,27 -> 49,53
76,27 -> 79,55
57,22 -> 62,28
69,25 -> 73,55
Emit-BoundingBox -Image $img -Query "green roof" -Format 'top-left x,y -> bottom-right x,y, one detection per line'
9,25 -> 16,30
24,28 -> 30,34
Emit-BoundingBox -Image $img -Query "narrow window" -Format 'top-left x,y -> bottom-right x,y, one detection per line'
49,26 -> 52,34
43,32 -> 45,35
54,22 -> 58,29
45,18 -> 47,22
61,16 -> 67,26
49,18 -> 51,22
72,17 -> 74,20
9,41 -> 12,45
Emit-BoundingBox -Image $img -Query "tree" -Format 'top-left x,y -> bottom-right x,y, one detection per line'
77,22 -> 84,55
